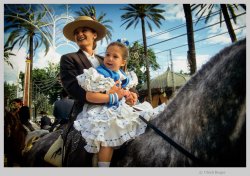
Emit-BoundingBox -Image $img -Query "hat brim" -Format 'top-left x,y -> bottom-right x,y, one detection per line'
63,20 -> 107,42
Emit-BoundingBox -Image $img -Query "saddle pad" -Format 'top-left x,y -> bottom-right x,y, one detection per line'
44,135 -> 64,167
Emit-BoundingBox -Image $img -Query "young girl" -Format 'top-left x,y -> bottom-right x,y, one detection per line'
74,42 -> 166,167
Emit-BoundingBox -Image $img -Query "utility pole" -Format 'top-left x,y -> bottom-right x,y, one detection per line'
170,50 -> 175,93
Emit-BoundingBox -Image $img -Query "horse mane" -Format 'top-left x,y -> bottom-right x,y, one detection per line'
115,38 -> 246,167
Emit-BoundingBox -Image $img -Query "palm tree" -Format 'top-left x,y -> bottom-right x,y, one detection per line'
4,47 -> 15,69
75,5 -> 113,43
120,4 -> 165,103
128,41 -> 160,90
183,4 -> 197,75
191,4 -> 246,43
5,5 -> 52,108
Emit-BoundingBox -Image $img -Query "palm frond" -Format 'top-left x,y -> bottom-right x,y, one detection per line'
227,4 -> 237,24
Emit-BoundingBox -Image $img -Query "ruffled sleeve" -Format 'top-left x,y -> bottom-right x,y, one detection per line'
124,71 -> 138,89
76,67 -> 115,93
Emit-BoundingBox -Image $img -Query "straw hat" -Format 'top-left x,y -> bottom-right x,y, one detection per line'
63,16 -> 107,42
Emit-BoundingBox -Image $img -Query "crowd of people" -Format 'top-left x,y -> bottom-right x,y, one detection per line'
8,89 -> 74,132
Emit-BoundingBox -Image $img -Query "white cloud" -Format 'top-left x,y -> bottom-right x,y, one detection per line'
151,54 -> 210,78
96,40 -> 108,55
4,47 -> 27,83
34,47 -> 61,69
164,4 -> 185,22
147,30 -> 172,41
196,6 -> 246,45
173,54 -> 210,72
4,47 -> 63,83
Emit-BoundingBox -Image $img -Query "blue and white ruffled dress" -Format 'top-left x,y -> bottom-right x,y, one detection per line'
73,66 -> 166,153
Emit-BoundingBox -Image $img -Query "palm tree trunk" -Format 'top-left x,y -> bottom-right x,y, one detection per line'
23,57 -> 31,106
23,34 -> 34,119
183,4 -> 197,75
29,34 -> 34,119
141,17 -> 152,103
221,4 -> 237,42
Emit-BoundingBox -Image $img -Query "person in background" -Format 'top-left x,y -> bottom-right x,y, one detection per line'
9,98 -> 23,114
52,89 -> 74,127
19,106 -> 35,131
40,111 -> 52,130
9,98 -> 35,131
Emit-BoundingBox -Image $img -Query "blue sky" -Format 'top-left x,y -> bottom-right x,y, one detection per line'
4,4 -> 246,83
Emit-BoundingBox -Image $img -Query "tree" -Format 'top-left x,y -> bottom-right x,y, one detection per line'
120,4 -> 165,103
128,41 -> 160,90
183,4 -> 197,75
4,82 -> 17,109
19,63 -> 61,104
5,5 -> 52,108
4,47 -> 15,69
19,63 -> 62,119
191,4 -> 246,43
75,5 -> 113,43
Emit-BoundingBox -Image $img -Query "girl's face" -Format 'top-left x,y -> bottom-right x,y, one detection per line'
73,27 -> 97,50
104,45 -> 126,71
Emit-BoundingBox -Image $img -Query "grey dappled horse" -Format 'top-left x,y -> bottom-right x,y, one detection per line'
25,38 -> 246,167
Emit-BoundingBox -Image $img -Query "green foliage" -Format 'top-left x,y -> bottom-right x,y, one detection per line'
4,47 -> 15,69
33,93 -> 53,115
4,82 -> 17,108
4,5 -> 52,56
120,4 -> 165,102
191,4 -> 246,42
191,4 -> 245,25
19,62 -> 62,106
127,42 -> 160,89
120,4 -> 165,31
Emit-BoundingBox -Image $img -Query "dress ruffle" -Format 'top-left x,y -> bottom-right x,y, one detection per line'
76,68 -> 138,93
74,99 -> 166,153
125,71 -> 138,90
74,67 -> 166,153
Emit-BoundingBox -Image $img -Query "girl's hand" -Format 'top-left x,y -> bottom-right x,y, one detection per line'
108,81 -> 121,94
125,91 -> 138,106
108,81 -> 127,100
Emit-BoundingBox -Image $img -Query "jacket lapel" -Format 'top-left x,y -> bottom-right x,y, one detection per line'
76,50 -> 104,68
76,49 -> 92,68
96,55 -> 104,65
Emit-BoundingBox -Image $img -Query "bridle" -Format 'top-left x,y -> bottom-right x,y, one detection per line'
136,111 -> 212,166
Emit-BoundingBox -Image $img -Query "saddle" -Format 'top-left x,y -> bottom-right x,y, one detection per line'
44,134 -> 64,167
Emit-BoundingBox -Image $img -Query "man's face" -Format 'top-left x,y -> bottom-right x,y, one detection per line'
10,101 -> 22,111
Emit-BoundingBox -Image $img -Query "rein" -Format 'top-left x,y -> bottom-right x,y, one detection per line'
137,113 -> 212,166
